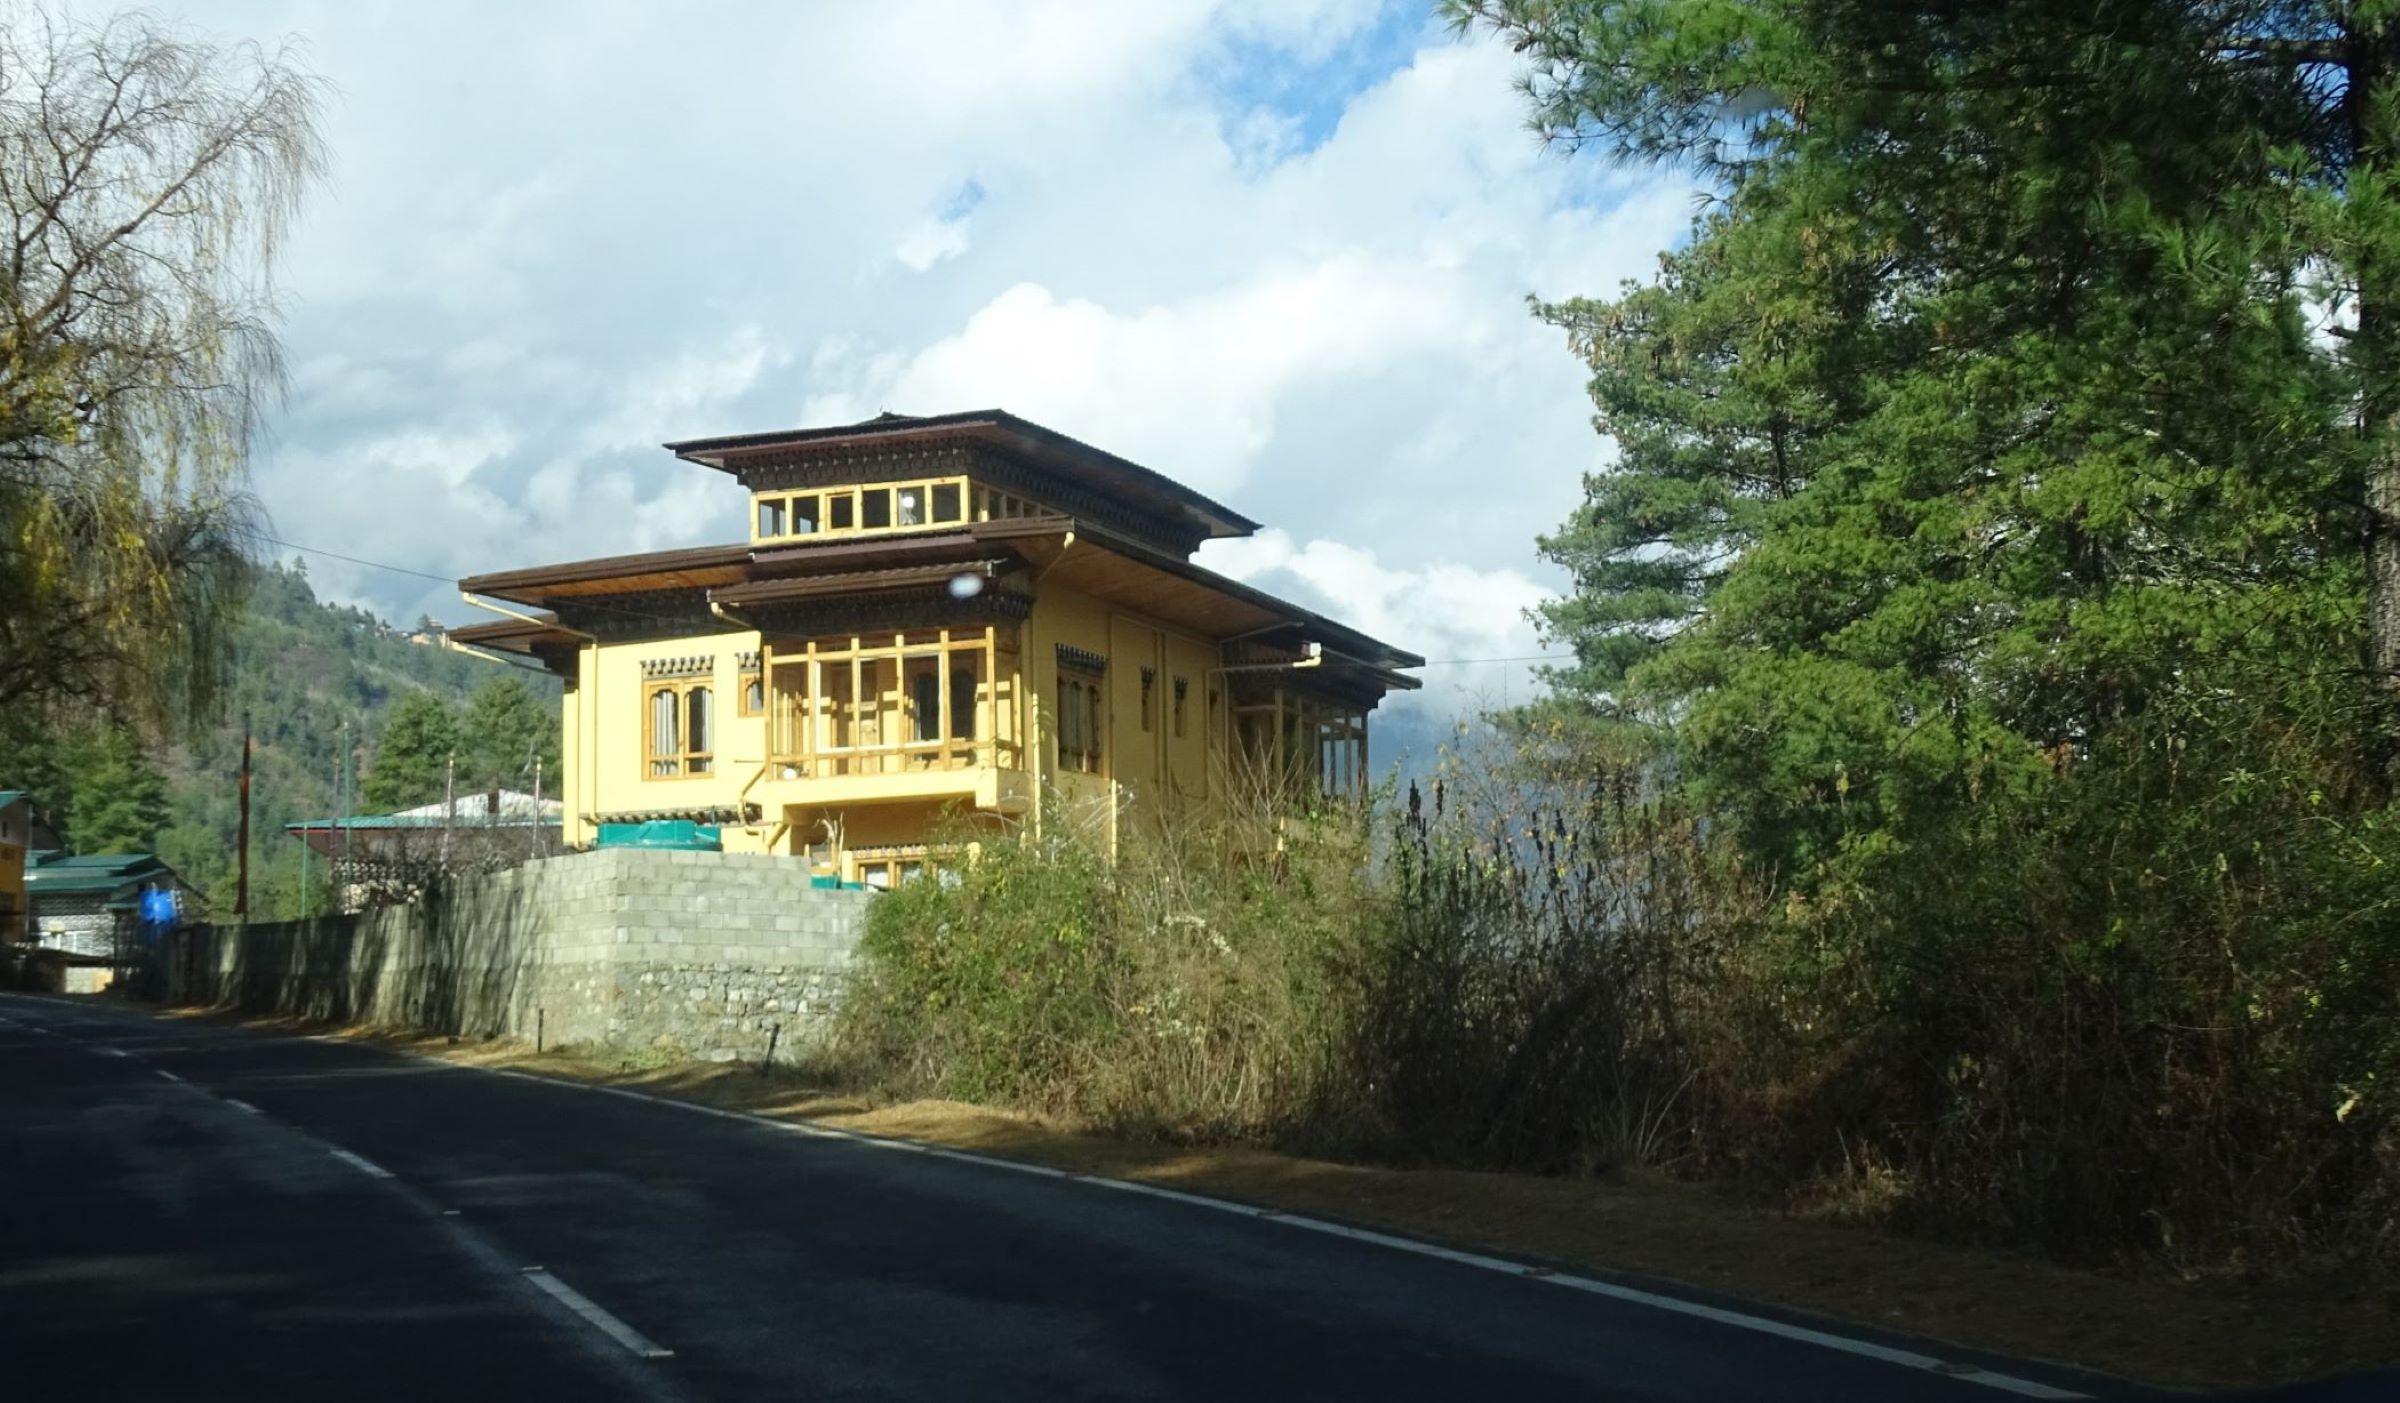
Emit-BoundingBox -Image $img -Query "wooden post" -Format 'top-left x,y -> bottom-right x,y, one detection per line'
234,715 -> 251,921
937,627 -> 953,767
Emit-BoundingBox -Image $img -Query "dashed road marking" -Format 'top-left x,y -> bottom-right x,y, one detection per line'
327,1147 -> 394,1180
522,1267 -> 675,1360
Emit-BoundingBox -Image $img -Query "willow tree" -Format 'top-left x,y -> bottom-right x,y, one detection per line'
0,10 -> 321,725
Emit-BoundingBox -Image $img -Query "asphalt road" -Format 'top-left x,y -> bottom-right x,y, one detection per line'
0,992 -> 2136,1401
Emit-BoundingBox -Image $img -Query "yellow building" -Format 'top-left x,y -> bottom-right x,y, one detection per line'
0,791 -> 31,941
455,410 -> 1420,886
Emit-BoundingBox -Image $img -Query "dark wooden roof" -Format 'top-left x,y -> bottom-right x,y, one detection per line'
459,542 -> 753,605
664,410 -> 1262,543
456,516 -> 1420,689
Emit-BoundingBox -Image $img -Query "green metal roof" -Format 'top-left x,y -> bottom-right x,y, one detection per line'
0,790 -> 26,809
26,851 -> 170,895
285,814 -> 554,831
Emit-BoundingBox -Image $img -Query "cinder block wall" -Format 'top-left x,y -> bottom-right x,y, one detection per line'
170,849 -> 874,1061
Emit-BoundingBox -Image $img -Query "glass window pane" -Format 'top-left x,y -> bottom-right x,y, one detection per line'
757,497 -> 785,537
951,663 -> 978,741
896,486 -> 924,527
861,488 -> 892,530
931,483 -> 961,522
830,493 -> 855,530
790,495 -> 820,534
688,686 -> 712,755
907,660 -> 940,743
651,688 -> 678,774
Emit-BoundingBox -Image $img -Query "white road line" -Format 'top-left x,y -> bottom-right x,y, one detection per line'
521,1268 -> 674,1359
326,1147 -> 394,1180
236,1021 -> 2094,1397
95,1046 -> 131,1058
153,1068 -> 183,1083
530,1074 -> 2091,1399
223,1098 -> 263,1115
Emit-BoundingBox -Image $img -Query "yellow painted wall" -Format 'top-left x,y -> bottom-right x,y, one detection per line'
552,579 -> 1254,871
578,626 -> 766,830
1162,631 -> 1217,805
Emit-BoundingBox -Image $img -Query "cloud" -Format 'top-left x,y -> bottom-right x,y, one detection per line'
805,255 -> 1470,498
1202,528 -> 1555,720
893,216 -> 972,272
167,0 -> 1690,724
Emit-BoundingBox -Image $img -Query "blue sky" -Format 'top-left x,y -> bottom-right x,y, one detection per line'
150,0 -> 1695,733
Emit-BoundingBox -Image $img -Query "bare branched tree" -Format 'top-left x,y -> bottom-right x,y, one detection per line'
0,7 -> 322,725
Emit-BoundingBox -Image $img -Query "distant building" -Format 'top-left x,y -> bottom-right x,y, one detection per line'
287,789 -> 564,909
24,850 -> 184,991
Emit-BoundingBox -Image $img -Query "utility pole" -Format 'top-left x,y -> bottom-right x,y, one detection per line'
441,751 -> 456,870
234,714 -> 251,922
530,752 -> 544,860
339,721 -> 354,913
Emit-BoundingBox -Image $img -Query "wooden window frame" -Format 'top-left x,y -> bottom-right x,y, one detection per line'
749,475 -> 1035,545
1056,666 -> 1105,775
643,678 -> 715,780
851,845 -> 931,890
738,668 -> 764,718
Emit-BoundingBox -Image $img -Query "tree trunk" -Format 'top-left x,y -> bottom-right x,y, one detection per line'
2353,23 -> 2400,766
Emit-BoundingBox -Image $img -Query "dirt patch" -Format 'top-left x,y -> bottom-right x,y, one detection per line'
211,1013 -> 2388,1392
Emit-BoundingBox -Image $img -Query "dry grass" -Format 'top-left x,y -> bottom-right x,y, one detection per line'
265,1015 -> 2389,1394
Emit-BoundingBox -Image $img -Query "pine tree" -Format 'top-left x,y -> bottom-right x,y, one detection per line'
70,725 -> 172,854
361,691 -> 458,813
457,674 -> 561,794
1460,0 -> 2364,867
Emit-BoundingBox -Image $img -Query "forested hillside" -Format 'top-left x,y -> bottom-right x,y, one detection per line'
0,561 -> 560,918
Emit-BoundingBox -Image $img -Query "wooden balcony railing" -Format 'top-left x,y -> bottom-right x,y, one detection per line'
764,625 -> 1025,780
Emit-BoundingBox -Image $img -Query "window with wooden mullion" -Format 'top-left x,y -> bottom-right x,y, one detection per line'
1056,668 -> 1105,775
644,680 -> 714,779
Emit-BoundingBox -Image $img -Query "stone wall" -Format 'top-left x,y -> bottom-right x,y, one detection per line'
167,848 -> 874,1060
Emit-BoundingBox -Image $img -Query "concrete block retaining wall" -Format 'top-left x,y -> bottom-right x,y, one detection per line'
168,849 -> 874,1060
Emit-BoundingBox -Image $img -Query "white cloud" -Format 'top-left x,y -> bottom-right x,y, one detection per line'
152,0 -> 1689,725
893,216 -> 972,272
807,256 -> 1471,498
1201,528 -> 1556,722
581,325 -> 790,455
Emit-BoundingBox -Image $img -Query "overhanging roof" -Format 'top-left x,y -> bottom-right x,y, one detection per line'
459,542 -> 752,604
456,519 -> 1420,690
664,409 -> 1262,543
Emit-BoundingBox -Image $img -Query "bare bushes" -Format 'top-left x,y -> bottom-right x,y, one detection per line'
839,728 -> 1756,1176
838,703 -> 2400,1275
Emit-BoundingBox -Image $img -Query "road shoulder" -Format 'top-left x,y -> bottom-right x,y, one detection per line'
182,1006 -> 2383,1393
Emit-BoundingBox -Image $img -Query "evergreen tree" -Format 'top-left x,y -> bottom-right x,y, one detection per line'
69,725 -> 171,854
457,674 -> 561,794
1457,0 -> 2364,868
361,691 -> 459,812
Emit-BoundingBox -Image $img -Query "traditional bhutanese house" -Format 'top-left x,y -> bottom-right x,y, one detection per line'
25,850 -> 181,963
454,410 -> 1422,886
